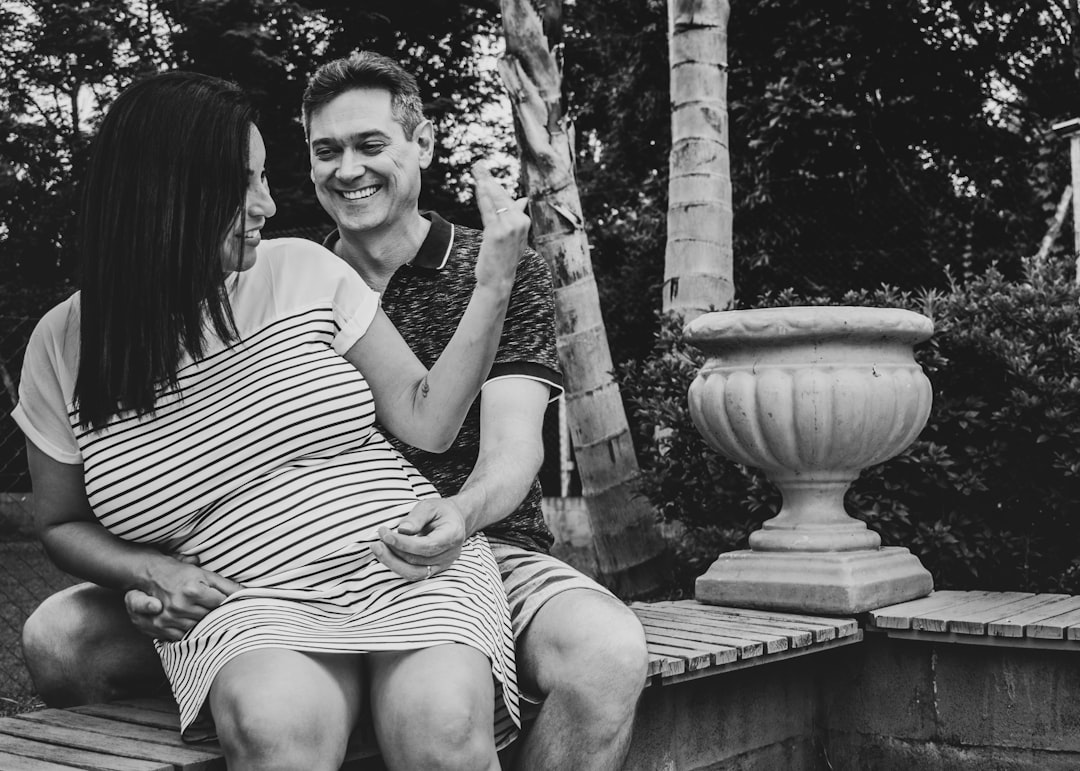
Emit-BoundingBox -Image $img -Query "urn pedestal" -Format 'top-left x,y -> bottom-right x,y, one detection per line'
685,306 -> 935,614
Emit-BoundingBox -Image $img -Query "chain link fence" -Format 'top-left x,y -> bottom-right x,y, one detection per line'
1,316 -> 81,714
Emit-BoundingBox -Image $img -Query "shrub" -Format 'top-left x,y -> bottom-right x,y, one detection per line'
618,258 -> 1080,595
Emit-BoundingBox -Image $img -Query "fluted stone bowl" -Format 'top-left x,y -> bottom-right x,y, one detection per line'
684,306 -> 934,552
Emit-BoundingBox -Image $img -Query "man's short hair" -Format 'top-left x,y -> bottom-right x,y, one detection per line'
302,51 -> 425,137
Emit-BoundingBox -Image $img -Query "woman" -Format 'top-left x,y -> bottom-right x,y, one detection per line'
14,71 -> 528,770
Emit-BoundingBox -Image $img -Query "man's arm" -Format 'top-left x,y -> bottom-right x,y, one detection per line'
372,377 -> 549,578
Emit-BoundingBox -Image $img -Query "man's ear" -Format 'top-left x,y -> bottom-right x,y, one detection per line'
413,119 -> 435,170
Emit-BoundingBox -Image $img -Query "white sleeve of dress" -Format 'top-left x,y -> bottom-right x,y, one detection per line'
11,301 -> 82,464
330,257 -> 380,356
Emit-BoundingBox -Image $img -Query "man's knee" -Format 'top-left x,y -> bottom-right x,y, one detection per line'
22,583 -> 161,706
522,591 -> 649,709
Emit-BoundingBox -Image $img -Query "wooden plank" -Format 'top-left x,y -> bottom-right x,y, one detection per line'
911,592 -> 1035,633
928,592 -> 1039,634
636,608 -> 789,654
18,709 -> 222,760
1028,604 -> 1080,640
642,642 -> 688,678
0,718 -> 196,768
657,632 -> 864,687
880,629 -> 1080,652
635,604 -> 807,643
647,601 -> 858,641
0,750 -> 88,771
110,698 -> 178,715
71,704 -> 184,731
636,619 -> 755,662
635,633 -> 714,671
638,628 -> 738,664
868,591 -> 999,630
636,614 -> 766,658
986,595 -> 1080,638
0,732 -> 170,771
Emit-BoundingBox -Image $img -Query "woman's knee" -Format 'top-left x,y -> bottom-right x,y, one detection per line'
371,647 -> 498,771
210,650 -> 360,771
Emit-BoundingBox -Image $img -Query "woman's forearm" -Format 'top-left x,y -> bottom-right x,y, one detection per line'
406,281 -> 513,449
39,519 -> 168,593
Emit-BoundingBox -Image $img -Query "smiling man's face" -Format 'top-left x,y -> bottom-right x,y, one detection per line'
308,87 -> 433,237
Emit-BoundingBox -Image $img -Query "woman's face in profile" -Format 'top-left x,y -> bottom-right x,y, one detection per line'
221,125 -> 277,272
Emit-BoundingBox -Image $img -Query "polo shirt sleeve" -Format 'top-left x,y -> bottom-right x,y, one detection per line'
12,299 -> 82,464
487,247 -> 564,400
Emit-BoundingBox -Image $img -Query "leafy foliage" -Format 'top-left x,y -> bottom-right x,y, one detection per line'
619,257 -> 1080,595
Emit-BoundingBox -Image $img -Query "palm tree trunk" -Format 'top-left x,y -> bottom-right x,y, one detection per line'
498,0 -> 668,597
665,0 -> 734,320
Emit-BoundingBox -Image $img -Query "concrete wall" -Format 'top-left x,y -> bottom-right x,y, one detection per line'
623,635 -> 1080,770
823,634 -> 1080,770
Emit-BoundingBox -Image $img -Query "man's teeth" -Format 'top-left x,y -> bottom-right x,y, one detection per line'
343,186 -> 379,200
243,230 -> 259,238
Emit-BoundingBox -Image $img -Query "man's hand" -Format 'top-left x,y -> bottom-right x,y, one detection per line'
372,498 -> 469,581
124,554 -> 243,642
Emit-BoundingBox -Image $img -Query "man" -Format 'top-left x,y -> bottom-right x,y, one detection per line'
22,51 -> 648,770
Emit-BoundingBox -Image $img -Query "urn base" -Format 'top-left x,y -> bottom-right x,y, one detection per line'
694,546 -> 933,615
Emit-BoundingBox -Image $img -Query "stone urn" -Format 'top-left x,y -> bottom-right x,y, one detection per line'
685,306 -> 935,614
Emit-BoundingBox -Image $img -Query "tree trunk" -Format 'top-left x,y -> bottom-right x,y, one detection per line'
498,0 -> 668,598
664,0 -> 734,321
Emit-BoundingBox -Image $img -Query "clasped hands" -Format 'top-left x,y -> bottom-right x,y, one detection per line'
124,497 -> 470,641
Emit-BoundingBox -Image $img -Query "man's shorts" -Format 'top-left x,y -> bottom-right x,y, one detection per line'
489,541 -> 618,640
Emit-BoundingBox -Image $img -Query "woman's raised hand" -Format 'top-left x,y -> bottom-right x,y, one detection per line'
472,162 -> 530,291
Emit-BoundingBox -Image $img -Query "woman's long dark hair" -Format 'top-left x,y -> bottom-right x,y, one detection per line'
75,71 -> 254,429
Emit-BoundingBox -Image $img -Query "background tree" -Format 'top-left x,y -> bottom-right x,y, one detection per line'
499,0 -> 669,596
664,0 -> 733,320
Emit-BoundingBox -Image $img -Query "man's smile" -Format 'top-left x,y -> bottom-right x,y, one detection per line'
342,185 -> 381,200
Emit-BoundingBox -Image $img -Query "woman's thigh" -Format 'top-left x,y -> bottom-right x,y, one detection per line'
209,648 -> 363,771
368,644 -> 499,771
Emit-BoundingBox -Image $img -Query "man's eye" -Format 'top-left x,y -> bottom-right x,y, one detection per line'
314,148 -> 337,159
361,143 -> 385,154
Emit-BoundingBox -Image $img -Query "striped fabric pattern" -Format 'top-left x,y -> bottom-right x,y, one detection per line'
68,242 -> 520,745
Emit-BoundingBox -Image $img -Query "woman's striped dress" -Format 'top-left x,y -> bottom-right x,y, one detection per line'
20,239 -> 519,746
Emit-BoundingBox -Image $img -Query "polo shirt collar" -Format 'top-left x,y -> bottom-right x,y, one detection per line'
321,211 -> 454,271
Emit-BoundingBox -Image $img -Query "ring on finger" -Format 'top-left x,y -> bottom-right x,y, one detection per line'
426,565 -> 433,580
495,207 -> 509,215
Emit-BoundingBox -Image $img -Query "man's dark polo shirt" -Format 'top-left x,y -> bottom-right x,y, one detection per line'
325,212 -> 562,552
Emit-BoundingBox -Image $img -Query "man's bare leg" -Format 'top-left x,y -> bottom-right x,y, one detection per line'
513,589 -> 648,771
21,583 -> 166,706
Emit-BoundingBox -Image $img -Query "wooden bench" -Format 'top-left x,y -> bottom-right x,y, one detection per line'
0,601 -> 860,770
866,589 -> 1080,650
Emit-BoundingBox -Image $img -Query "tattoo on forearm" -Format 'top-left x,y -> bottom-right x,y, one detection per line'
420,376 -> 430,398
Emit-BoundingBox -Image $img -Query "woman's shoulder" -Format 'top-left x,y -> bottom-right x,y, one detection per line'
244,238 -> 371,312
258,237 -> 343,273
30,292 -> 81,350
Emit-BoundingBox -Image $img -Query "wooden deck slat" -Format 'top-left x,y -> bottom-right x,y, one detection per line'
651,601 -> 858,641
18,709 -> 223,757
1028,604 -> 1080,640
986,595 -> 1078,638
634,608 -> 789,654
0,732 -> 171,771
635,615 -> 768,658
635,618 -> 758,661
908,592 -> 1033,633
0,750 -> 88,771
869,590 -> 1000,629
636,606 -> 806,648
920,592 -> 1038,634
0,715 -> 211,769
71,703 -> 185,731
